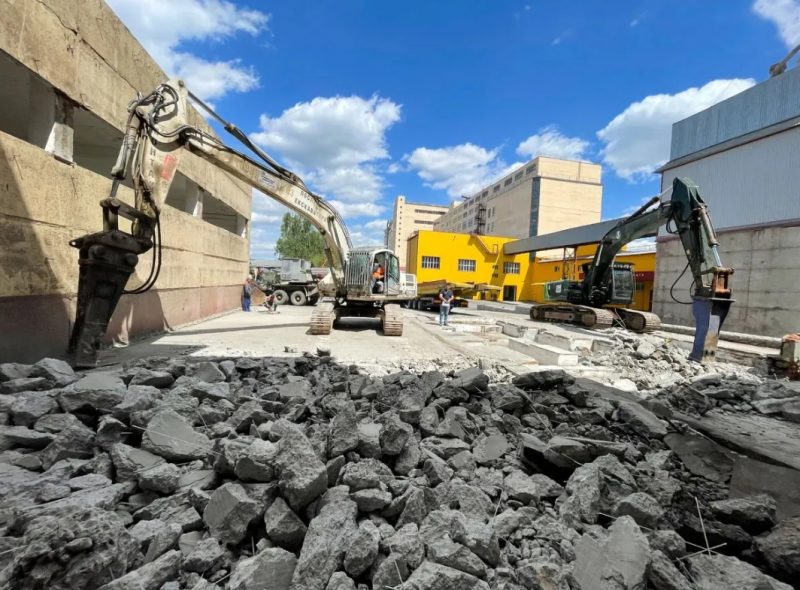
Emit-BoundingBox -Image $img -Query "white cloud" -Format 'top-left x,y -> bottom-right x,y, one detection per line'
329,201 -> 386,218
249,189 -> 287,260
753,0 -> 800,46
406,143 -> 518,199
516,125 -> 590,160
251,95 -> 401,204
597,78 -> 756,180
106,0 -> 268,100
364,219 -> 389,230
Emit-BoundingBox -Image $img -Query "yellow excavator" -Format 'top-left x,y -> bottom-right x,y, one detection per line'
67,80 -> 410,367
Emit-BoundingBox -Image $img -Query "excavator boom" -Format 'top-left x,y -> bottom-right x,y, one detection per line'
67,80 -> 360,367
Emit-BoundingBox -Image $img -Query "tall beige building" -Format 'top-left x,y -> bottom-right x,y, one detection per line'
386,196 -> 448,270
434,156 -> 602,239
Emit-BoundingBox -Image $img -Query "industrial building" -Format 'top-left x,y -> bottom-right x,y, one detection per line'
433,156 -> 602,239
655,67 -> 800,337
0,0 -> 251,362
385,196 -> 448,271
407,229 -> 655,308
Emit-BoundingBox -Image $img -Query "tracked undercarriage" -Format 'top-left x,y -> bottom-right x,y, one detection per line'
530,304 -> 661,333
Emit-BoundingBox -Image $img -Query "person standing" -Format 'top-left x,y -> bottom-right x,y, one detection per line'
438,284 -> 454,326
242,277 -> 253,312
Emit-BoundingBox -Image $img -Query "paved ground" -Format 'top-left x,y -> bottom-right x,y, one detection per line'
98,304 -> 536,374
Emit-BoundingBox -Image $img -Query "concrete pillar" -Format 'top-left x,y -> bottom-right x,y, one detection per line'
193,188 -> 204,217
28,87 -> 74,163
236,214 -> 247,238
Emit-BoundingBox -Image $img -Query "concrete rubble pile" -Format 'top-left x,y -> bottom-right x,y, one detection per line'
1,354 -> 798,590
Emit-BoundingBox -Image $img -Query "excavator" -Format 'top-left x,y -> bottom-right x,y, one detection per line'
529,177 -> 734,362
67,80 -> 409,368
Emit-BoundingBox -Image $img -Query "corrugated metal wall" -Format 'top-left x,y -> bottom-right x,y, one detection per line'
671,67 -> 800,159
661,127 -> 800,232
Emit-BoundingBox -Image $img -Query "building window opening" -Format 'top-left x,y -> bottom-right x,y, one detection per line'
421,256 -> 440,269
458,259 -> 476,272
503,285 -> 517,301
504,178 -> 512,186
203,192 -> 246,236
503,262 -> 521,274
514,172 -> 523,181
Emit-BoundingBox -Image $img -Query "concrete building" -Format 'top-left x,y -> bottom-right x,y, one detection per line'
407,230 -> 655,308
433,156 -> 602,239
655,67 -> 800,337
385,196 -> 448,270
0,0 -> 251,361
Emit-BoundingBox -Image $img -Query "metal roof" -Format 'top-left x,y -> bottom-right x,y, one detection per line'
502,217 -> 657,255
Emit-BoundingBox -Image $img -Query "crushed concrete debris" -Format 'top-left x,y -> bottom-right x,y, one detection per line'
0,352 -> 798,589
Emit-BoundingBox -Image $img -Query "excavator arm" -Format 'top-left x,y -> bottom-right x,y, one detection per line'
581,177 -> 734,361
68,80 -> 352,367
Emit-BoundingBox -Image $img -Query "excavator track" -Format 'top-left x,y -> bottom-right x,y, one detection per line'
616,309 -> 662,333
380,303 -> 404,336
309,302 -> 335,335
530,303 -> 617,329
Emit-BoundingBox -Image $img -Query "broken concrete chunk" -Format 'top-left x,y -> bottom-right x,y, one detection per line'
386,523 -> 425,569
40,421 -> 95,469
0,425 -> 55,449
378,411 -> 413,456
264,497 -> 307,551
138,462 -> 181,494
141,409 -> 211,461
290,497 -> 358,590
616,401 -> 667,439
0,362 -> 33,382
755,516 -> 800,583
329,404 -> 359,457
452,517 -> 500,566
10,392 -> 57,427
513,369 -> 572,391
450,367 -> 489,394
573,516 -> 650,590
128,368 -> 175,388
192,361 -> 226,383
203,482 -> 261,545
543,436 -> 592,468
472,434 -> 508,465
229,547 -> 297,590
111,443 -> 165,481
340,458 -> 395,491
351,488 -> 392,512
648,549 -> 693,590
688,553 -> 792,590
343,520 -> 380,577
183,537 -> 224,573
97,549 -> 181,590
67,473 -> 108,493
420,436 -> 471,459
504,469 -> 563,503
58,373 -> 127,413
0,377 -> 49,394
427,535 -> 487,579
326,572 -> 356,590
234,439 -> 278,483
273,420 -> 328,511
614,492 -> 664,529
710,495 -> 777,533
401,560 -> 490,590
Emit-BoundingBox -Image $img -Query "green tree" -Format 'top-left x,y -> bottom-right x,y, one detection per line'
275,213 -> 327,266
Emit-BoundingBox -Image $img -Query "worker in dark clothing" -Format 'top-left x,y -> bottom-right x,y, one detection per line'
263,288 -> 279,313
242,277 -> 254,311
438,284 -> 454,326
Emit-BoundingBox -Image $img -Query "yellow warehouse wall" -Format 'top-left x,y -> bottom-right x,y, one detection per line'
407,231 -> 655,310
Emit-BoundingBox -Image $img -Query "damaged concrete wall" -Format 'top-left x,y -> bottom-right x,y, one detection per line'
0,0 -> 252,361
653,225 -> 800,337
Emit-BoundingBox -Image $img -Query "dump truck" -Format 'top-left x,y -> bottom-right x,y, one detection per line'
252,258 -> 320,306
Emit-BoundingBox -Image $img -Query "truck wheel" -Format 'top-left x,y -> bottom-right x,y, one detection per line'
274,290 -> 289,305
290,290 -> 308,306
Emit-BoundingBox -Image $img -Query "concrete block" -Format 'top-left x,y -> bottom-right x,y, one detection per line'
534,331 -> 595,352
507,339 -> 578,366
499,322 -> 530,338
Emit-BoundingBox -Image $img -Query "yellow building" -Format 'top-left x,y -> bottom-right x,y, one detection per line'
406,230 -> 655,310
386,196 -> 449,271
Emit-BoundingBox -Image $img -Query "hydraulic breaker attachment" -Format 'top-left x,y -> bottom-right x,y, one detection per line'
690,267 -> 734,363
67,198 -> 152,368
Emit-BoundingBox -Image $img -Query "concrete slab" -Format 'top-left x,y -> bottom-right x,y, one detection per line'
535,330 -> 594,352
507,339 -> 578,366
730,457 -> 800,520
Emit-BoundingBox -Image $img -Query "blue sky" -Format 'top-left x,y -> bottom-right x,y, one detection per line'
107,0 -> 798,258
